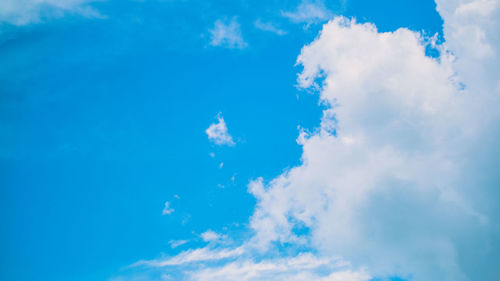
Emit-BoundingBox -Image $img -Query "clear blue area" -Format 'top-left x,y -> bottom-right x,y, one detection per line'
0,0 -> 443,280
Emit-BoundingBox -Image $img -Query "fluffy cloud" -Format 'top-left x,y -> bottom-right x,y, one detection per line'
209,18 -> 247,49
127,0 -> 500,280
282,0 -> 333,26
248,1 -> 500,279
0,0 -> 102,26
206,113 -> 235,146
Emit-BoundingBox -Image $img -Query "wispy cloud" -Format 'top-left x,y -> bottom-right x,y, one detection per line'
0,0 -> 103,26
162,201 -> 174,215
209,17 -> 247,49
200,230 -> 226,242
254,19 -> 287,35
206,113 -> 235,146
134,246 -> 245,267
129,246 -> 369,281
168,240 -> 189,249
282,0 -> 333,26
188,252 -> 369,281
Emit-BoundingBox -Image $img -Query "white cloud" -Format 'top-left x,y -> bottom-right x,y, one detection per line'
282,0 -> 333,26
0,0 -> 102,26
200,230 -> 222,242
206,113 -> 235,146
188,253 -> 370,281
248,4 -> 500,280
169,240 -> 188,248
162,201 -> 174,215
130,248 -> 370,281
209,17 -> 247,49
435,0 -> 500,94
254,19 -> 287,35
124,0 -> 500,280
134,246 -> 245,267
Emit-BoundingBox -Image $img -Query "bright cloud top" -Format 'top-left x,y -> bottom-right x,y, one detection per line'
0,0 -> 102,25
209,17 -> 247,49
248,0 -> 500,279
130,0 -> 500,280
206,113 -> 235,146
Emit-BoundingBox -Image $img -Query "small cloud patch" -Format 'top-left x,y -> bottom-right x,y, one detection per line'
282,0 -> 333,26
209,17 -> 247,49
206,113 -> 235,146
254,19 -> 287,35
162,201 -> 174,215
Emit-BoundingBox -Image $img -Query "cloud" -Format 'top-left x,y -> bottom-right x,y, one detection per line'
247,3 -> 500,279
169,240 -> 188,248
0,0 -> 103,26
254,19 -> 287,35
206,113 -> 235,146
130,248 -> 370,281
124,0 -> 500,280
282,0 -> 333,25
162,201 -> 174,215
200,230 -> 222,242
187,253 -> 370,281
134,246 -> 245,267
209,17 -> 247,49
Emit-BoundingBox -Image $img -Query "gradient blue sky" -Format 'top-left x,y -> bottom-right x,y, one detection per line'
2,0 -> 499,281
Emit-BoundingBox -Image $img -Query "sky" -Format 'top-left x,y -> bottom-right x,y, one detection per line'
0,0 -> 499,281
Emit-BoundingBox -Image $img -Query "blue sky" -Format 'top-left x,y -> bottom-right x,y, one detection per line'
1,1 -> 499,281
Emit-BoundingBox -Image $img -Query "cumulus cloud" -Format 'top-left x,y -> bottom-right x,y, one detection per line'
0,0 -> 102,26
162,201 -> 174,215
254,19 -> 287,35
248,1 -> 500,279
282,0 -> 333,26
209,17 -> 247,49
126,0 -> 500,280
206,113 -> 235,146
